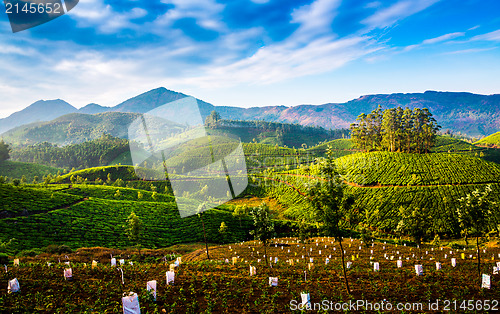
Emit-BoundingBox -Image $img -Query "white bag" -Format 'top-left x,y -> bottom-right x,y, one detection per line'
415,265 -> 423,276
111,258 -> 117,267
250,266 -> 256,276
122,292 -> 141,314
482,274 -> 491,289
451,258 -> 456,267
166,271 -> 175,285
373,262 -> 379,272
301,293 -> 311,307
346,261 -> 352,269
120,259 -> 125,265
436,262 -> 442,270
8,278 -> 20,293
147,280 -> 157,301
269,277 -> 278,287
64,268 -> 73,280
397,260 -> 403,268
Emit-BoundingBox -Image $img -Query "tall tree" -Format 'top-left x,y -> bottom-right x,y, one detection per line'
396,206 -> 431,245
305,146 -> 356,294
125,211 -> 143,256
205,110 -> 222,128
0,140 -> 10,161
457,185 -> 499,283
249,202 -> 275,267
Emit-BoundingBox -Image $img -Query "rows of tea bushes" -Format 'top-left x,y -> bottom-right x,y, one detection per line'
0,184 -> 82,216
261,169 -> 500,236
336,152 -> 500,186
0,196 -> 255,251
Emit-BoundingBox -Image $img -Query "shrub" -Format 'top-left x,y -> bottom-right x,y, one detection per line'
18,249 -> 41,257
0,253 -> 9,264
43,244 -> 73,254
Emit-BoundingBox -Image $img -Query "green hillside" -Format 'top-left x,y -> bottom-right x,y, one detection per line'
258,151 -> 500,236
336,151 -> 500,186
0,161 -> 62,181
2,112 -> 141,145
476,131 -> 500,146
10,134 -> 130,170
0,180 -> 266,251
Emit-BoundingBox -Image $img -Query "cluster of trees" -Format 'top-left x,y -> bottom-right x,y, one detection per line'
205,110 -> 350,147
350,106 -> 441,153
0,140 -> 10,161
10,134 -> 129,169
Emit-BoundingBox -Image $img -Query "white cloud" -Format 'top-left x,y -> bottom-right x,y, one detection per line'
404,31 -> 464,51
422,32 -> 464,45
471,29 -> 500,42
291,0 -> 341,40
443,47 -> 497,55
362,0 -> 440,29
157,0 -> 225,31
68,0 -> 146,33
176,35 -> 379,88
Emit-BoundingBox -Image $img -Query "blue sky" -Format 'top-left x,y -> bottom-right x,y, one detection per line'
1,0 -> 500,118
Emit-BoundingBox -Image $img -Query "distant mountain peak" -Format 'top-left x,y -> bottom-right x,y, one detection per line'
79,103 -> 110,115
0,99 -> 77,135
111,87 -> 190,113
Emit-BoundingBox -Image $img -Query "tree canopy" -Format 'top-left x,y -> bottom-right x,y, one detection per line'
0,139 -> 11,161
350,106 -> 440,153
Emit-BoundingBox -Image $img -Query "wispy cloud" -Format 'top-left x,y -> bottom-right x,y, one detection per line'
422,32 -> 464,44
470,29 -> 500,42
68,0 -> 147,33
180,36 -> 379,87
157,0 -> 225,31
404,31 -> 465,51
443,47 -> 497,55
362,0 -> 440,29
291,0 -> 342,40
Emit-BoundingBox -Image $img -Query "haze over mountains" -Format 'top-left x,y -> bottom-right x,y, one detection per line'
1,87 -> 499,143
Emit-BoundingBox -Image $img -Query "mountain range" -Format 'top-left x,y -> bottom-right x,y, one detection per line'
1,87 -> 499,144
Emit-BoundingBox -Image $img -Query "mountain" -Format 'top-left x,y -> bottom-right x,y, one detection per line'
214,91 -> 500,137
78,103 -> 111,114
111,87 -> 217,118
2,89 -> 500,139
0,99 -> 77,135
